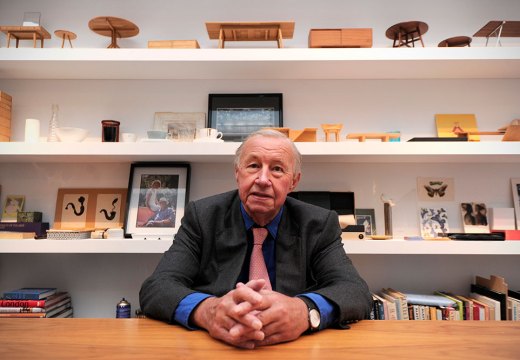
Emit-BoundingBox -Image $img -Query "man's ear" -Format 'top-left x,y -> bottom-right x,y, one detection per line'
290,173 -> 301,191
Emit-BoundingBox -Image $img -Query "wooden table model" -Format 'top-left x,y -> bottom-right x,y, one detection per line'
438,35 -> 472,47
473,20 -> 520,46
54,30 -> 77,48
206,21 -> 294,48
0,26 -> 51,48
347,132 -> 400,142
385,21 -> 428,47
88,16 -> 139,48
1,319 -> 519,359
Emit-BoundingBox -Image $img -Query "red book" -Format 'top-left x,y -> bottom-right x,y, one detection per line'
0,292 -> 69,308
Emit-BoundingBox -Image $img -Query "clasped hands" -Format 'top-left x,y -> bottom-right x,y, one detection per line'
191,279 -> 309,349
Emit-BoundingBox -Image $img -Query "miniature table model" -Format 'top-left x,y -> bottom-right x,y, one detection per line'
54,30 -> 77,48
473,21 -> 520,46
347,133 -> 400,142
88,16 -> 139,48
385,21 -> 428,47
0,26 -> 51,48
206,21 -> 294,48
438,36 -> 472,47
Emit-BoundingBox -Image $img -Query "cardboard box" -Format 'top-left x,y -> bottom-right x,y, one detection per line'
309,28 -> 372,48
148,40 -> 200,49
0,91 -> 11,142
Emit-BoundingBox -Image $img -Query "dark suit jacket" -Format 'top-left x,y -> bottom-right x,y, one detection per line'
140,190 -> 372,328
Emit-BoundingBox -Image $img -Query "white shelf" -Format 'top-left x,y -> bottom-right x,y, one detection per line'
1,238 -> 519,254
1,141 -> 519,163
1,47 -> 519,80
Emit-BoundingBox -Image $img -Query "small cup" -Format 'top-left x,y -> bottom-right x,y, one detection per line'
25,118 -> 40,143
101,120 -> 120,142
121,132 -> 137,142
198,128 -> 223,140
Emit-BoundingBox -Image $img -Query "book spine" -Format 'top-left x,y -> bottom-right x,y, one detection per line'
0,307 -> 44,313
0,299 -> 45,307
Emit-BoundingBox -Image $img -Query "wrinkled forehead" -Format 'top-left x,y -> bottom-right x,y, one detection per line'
239,137 -> 294,165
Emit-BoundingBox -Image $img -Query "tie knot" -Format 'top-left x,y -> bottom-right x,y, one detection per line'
252,227 -> 268,245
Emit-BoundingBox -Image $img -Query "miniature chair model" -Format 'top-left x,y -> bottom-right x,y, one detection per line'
385,21 -> 428,47
54,30 -> 77,48
438,36 -> 472,47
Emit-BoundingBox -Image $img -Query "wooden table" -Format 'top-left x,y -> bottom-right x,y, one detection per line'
88,16 -> 139,48
385,21 -> 428,48
206,21 -> 294,48
473,20 -> 520,46
1,319 -> 519,359
0,26 -> 51,48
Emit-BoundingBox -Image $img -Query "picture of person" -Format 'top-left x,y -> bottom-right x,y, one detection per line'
461,203 -> 476,225
144,197 -> 175,227
474,203 -> 488,226
145,180 -> 161,212
2,195 -> 25,222
136,175 -> 179,227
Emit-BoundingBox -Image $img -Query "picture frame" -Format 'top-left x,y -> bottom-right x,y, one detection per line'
460,202 -> 490,233
153,112 -> 206,141
355,208 -> 376,236
2,195 -> 25,222
54,189 -> 127,230
124,162 -> 190,240
208,93 -> 283,141
435,114 -> 480,141
419,207 -> 450,238
512,178 -> 520,229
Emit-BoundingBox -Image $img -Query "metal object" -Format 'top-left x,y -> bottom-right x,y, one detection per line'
116,298 -> 131,318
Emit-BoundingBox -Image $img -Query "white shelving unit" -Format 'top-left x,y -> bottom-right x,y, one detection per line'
1,20 -> 519,317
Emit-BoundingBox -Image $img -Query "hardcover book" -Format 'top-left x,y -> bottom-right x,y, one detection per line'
3,288 -> 57,300
0,291 -> 68,308
0,222 -> 49,238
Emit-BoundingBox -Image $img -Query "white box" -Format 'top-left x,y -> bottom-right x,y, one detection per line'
489,208 -> 516,230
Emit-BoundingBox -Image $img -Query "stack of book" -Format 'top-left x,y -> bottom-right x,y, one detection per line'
0,222 -> 50,239
371,275 -> 520,321
0,288 -> 73,318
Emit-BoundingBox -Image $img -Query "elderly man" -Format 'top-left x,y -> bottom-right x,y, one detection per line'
140,129 -> 371,348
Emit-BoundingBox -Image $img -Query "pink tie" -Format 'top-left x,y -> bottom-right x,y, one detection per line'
249,227 -> 272,290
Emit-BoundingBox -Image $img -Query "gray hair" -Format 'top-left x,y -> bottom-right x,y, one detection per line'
234,129 -> 302,174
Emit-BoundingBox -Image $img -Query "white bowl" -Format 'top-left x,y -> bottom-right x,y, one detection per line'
56,127 -> 89,142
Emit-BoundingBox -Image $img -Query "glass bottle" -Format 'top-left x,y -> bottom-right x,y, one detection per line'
47,104 -> 59,142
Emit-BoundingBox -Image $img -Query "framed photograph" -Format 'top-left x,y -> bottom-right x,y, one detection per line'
124,162 -> 190,240
208,93 -> 283,141
417,177 -> 454,201
54,189 -> 127,230
420,207 -> 450,238
153,112 -> 206,141
355,208 -> 376,236
511,178 -> 520,229
2,195 -> 25,222
460,202 -> 490,233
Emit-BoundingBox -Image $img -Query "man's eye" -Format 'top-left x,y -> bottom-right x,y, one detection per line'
247,163 -> 260,169
272,166 -> 285,173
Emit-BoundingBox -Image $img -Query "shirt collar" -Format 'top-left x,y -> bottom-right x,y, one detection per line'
240,202 -> 283,239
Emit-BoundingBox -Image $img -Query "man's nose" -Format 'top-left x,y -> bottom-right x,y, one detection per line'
256,166 -> 272,186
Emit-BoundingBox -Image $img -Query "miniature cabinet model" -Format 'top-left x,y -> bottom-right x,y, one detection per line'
309,28 -> 373,48
206,21 -> 295,48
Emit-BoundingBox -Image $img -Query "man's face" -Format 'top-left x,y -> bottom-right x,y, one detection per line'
235,136 -> 300,226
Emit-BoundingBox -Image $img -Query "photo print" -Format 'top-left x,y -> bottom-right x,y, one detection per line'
420,207 -> 450,238
417,177 -> 454,201
460,202 -> 490,233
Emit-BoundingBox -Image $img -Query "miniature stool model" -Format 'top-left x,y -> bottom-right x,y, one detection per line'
385,21 -> 428,47
0,25 -> 51,48
54,30 -> 77,48
438,36 -> 472,47
321,124 -> 343,142
88,16 -> 139,48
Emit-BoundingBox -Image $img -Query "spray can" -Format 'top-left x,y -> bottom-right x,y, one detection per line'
116,298 -> 131,318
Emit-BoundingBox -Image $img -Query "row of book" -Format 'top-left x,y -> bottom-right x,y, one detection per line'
0,287 -> 73,318
370,275 -> 520,321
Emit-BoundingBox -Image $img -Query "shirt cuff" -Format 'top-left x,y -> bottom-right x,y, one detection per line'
174,292 -> 213,330
300,292 -> 337,330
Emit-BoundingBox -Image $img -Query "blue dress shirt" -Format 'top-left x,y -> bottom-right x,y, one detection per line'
173,203 -> 337,330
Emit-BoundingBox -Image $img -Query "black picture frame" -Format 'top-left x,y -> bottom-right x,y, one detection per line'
208,93 -> 283,141
124,162 -> 190,240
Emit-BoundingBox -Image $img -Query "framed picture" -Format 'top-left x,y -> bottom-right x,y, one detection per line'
2,195 -> 25,222
153,112 -> 206,141
512,178 -> 520,229
124,162 -> 190,240
208,93 -> 283,141
419,207 -> 449,238
355,208 -> 376,236
54,189 -> 127,230
460,202 -> 490,233
417,177 -> 454,201
435,114 -> 479,141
